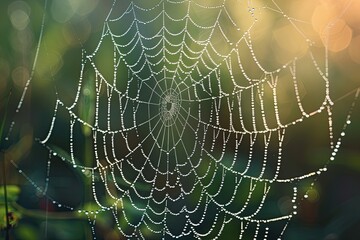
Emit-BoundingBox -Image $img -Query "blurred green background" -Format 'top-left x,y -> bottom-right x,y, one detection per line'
1,0 -> 360,239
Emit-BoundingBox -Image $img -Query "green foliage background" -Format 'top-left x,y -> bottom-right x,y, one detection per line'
1,0 -> 360,239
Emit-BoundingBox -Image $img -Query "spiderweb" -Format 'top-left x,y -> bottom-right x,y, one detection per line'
8,0 -> 359,239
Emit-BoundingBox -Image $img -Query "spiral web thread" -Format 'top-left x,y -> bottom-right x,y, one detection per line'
9,0 -> 359,239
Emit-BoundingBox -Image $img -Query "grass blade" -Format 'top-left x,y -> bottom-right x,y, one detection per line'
1,91 -> 12,240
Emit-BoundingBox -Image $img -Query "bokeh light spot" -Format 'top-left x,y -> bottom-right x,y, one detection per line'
12,66 -> 30,89
8,1 -> 31,30
322,19 -> 352,52
349,35 -> 360,64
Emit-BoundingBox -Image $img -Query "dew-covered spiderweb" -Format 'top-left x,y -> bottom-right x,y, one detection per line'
8,0 -> 359,239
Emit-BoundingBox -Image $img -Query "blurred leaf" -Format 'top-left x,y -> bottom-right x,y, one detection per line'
0,185 -> 22,229
0,185 -> 20,203
0,209 -> 22,229
15,224 -> 38,240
